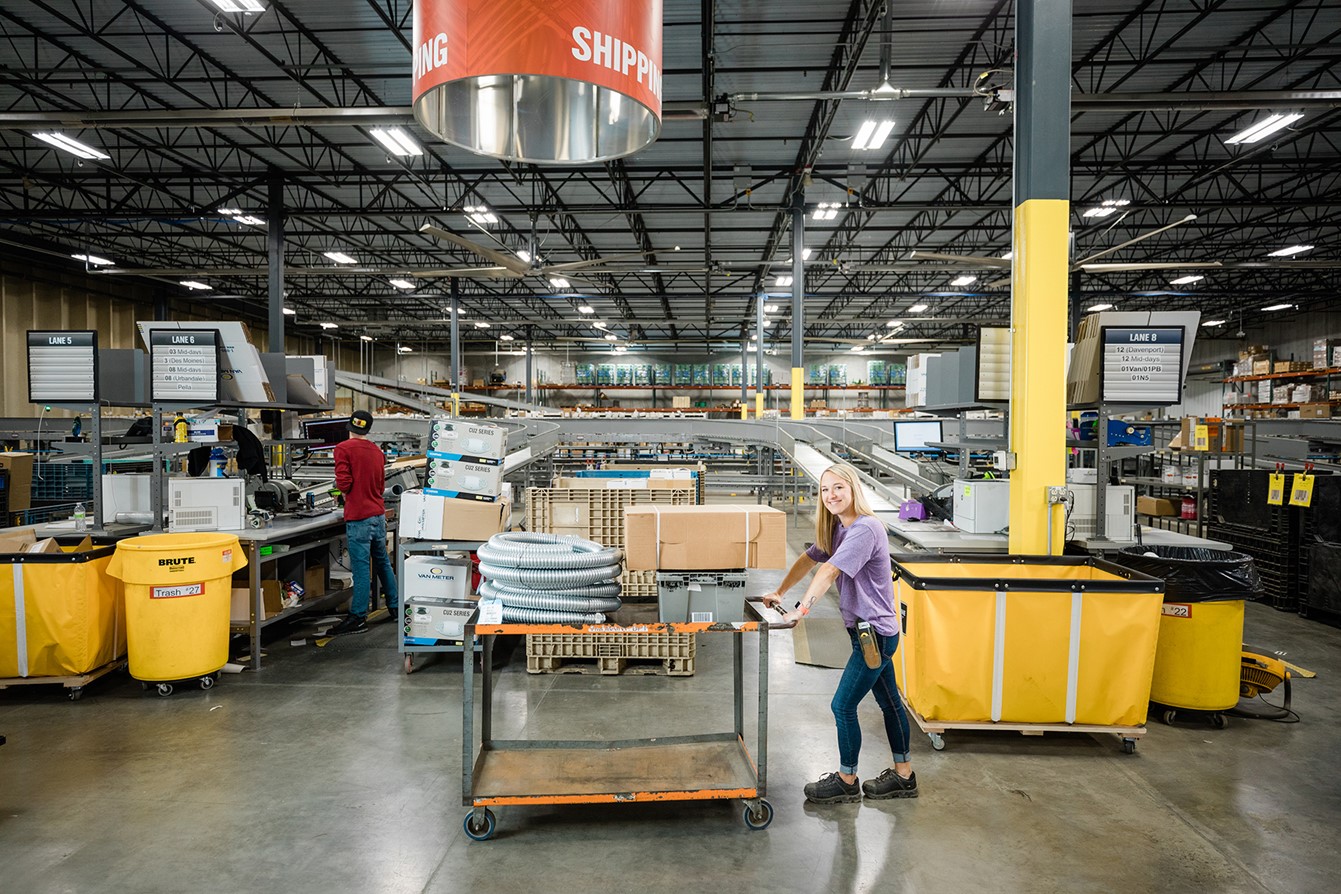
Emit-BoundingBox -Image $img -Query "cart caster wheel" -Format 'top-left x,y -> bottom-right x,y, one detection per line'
404,655 -> 414,675
1162,710 -> 1178,726
155,683 -> 174,698
743,800 -> 774,831
1121,738 -> 1137,754
67,688 -> 83,701
928,732 -> 946,751
1211,713 -> 1228,730
463,809 -> 496,841
199,675 -> 215,691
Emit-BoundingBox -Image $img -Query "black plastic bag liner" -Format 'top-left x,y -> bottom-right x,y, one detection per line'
1116,545 -> 1263,602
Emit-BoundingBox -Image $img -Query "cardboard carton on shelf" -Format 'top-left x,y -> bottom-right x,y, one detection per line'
0,452 -> 35,512
624,504 -> 786,571
1300,403 -> 1333,419
398,490 -> 511,541
230,581 -> 285,625
1137,496 -> 1179,517
1252,359 -> 1273,376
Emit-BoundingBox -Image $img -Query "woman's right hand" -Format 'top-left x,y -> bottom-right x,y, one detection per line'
760,591 -> 783,608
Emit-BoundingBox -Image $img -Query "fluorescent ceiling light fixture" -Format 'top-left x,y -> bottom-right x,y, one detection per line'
811,202 -> 841,222
1081,198 -> 1130,219
950,275 -> 977,287
775,275 -> 793,287
179,280 -> 211,290
516,249 -> 532,263
886,320 -> 903,328
369,127 -> 423,157
614,345 -> 628,354
233,214 -> 265,226
549,277 -> 570,290
319,322 -> 339,329
397,346 -> 414,354
473,321 -> 491,328
464,204 -> 498,225
578,305 -> 595,314
1262,303 -> 1294,312
1266,244 -> 1313,258
282,307 -> 296,316
210,0 -> 267,12
323,251 -> 358,265
852,119 -> 896,151
217,208 -> 242,215
1169,275 -> 1204,285
388,278 -> 415,290
867,334 -> 878,341
764,304 -> 781,313
785,248 -> 814,263
1225,112 -> 1304,146
1086,303 -> 1114,311
498,334 -> 514,342
71,253 -> 113,266
32,132 -> 110,160
1203,319 -> 1226,327
593,321 -> 608,330
907,303 -> 928,313
359,335 -> 373,342
604,334 -> 618,341
849,345 -> 865,354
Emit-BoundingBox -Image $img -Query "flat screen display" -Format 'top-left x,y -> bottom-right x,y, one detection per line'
301,417 -> 350,449
893,420 -> 943,453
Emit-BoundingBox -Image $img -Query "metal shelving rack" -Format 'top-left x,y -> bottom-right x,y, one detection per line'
396,539 -> 483,674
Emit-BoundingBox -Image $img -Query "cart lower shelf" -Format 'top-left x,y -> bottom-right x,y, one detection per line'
471,733 -> 759,806
0,658 -> 126,701
908,706 -> 1147,753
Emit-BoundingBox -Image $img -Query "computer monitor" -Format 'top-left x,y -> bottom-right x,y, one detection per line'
301,417 -> 350,449
893,419 -> 943,454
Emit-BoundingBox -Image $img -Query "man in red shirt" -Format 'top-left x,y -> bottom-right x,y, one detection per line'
327,411 -> 398,636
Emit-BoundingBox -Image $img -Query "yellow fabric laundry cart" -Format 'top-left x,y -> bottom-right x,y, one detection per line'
892,555 -> 1164,753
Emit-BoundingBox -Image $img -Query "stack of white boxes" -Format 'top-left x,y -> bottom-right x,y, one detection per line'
398,418 -> 511,644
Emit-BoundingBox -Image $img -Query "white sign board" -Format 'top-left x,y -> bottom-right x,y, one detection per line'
27,330 -> 98,404
1100,326 -> 1184,405
150,329 -> 221,403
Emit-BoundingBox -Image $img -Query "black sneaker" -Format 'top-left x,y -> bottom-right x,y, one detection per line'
803,772 -> 862,804
862,769 -> 918,800
326,615 -> 369,636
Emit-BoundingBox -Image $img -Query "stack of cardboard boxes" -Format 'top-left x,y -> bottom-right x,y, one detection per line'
624,504 -> 787,624
397,419 -> 511,644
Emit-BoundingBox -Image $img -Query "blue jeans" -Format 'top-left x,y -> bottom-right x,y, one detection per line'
345,515 -> 397,619
832,627 -> 912,775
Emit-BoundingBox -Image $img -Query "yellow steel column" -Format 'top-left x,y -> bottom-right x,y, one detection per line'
755,392 -> 765,418
1009,201 -> 1068,553
1008,0 -> 1072,555
790,371 -> 805,419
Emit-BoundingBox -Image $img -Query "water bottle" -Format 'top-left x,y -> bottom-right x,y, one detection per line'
73,502 -> 87,532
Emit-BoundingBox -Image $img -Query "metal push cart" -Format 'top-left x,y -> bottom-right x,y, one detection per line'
459,601 -> 790,840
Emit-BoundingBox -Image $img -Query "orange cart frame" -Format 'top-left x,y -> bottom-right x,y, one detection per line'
460,600 -> 790,840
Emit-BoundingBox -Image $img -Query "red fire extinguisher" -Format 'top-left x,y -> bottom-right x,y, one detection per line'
1180,496 -> 1198,520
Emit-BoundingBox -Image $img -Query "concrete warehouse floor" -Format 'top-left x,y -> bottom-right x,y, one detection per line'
1,520 -> 1339,894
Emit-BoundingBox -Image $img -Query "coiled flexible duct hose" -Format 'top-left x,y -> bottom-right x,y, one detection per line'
478,561 -> 622,588
479,581 -> 622,614
480,579 -> 622,601
501,605 -> 607,625
477,531 -> 621,569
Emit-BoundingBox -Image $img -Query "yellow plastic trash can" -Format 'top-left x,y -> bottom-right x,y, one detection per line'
1117,546 -> 1262,727
107,533 -> 247,695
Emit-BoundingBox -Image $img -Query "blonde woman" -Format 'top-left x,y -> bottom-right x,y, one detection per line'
761,463 -> 917,803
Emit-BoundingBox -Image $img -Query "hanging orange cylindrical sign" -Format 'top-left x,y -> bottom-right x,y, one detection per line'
412,0 -> 663,164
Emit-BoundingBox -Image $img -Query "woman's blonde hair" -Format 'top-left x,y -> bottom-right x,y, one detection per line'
815,463 -> 875,554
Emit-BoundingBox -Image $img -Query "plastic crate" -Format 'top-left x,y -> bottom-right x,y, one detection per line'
619,568 -> 658,602
1206,524 -> 1299,611
656,571 -> 748,623
525,485 -> 695,550
525,631 -> 696,676
30,463 -> 96,502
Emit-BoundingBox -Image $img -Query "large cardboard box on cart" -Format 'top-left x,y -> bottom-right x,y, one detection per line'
0,532 -> 126,678
624,505 -> 786,571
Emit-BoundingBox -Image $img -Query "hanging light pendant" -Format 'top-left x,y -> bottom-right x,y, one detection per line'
412,0 -> 663,164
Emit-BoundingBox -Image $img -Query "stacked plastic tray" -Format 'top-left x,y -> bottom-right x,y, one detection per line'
1206,469 -> 1307,611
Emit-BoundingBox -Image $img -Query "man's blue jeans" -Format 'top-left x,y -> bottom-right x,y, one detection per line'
832,627 -> 912,775
345,514 -> 397,619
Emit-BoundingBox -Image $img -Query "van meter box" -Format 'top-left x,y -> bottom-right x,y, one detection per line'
404,595 -> 476,644
656,571 -> 748,624
424,458 -> 504,502
427,419 -> 506,464
402,555 -> 469,602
